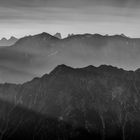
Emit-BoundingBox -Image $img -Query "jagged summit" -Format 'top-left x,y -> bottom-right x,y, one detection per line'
48,64 -> 128,77
12,32 -> 131,48
40,32 -> 50,35
79,65 -> 97,72
65,33 -> 129,40
50,64 -> 74,75
54,33 -> 62,39
99,64 -> 124,71
1,37 -> 7,41
17,32 -> 59,41
35,32 -> 57,39
14,32 -> 60,48
9,36 -> 17,40
83,65 -> 97,69
0,36 -> 18,46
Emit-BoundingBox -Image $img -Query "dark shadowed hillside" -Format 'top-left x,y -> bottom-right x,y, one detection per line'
0,64 -> 140,139
0,99 -> 95,140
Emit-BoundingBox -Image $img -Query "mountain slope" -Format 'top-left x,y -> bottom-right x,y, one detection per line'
0,32 -> 61,83
0,64 -> 140,139
0,98 -> 89,140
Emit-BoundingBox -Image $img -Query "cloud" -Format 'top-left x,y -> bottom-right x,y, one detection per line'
0,0 -> 140,38
0,0 -> 140,8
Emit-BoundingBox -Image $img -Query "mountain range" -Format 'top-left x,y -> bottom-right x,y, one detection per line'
0,32 -> 140,139
0,33 -> 62,47
0,32 -> 140,83
0,64 -> 140,139
0,36 -> 18,47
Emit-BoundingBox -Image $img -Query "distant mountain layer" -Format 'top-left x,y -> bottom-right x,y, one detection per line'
0,64 -> 140,139
0,32 -> 140,83
0,36 -> 18,46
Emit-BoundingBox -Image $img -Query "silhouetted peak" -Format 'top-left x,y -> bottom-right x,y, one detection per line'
120,33 -> 129,38
0,36 -> 18,46
65,33 -> 106,41
9,36 -> 17,41
99,64 -> 116,69
1,37 -> 7,41
99,64 -> 125,74
83,65 -> 97,71
35,32 -> 56,39
39,32 -> 51,36
67,33 -> 74,37
50,64 -> 74,75
55,64 -> 73,71
54,33 -> 62,39
22,32 -> 58,40
49,64 -> 128,76
14,32 -> 60,46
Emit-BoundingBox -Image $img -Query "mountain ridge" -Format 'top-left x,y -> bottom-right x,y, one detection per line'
0,36 -> 18,46
0,64 -> 140,139
14,32 -> 60,47
0,32 -> 140,83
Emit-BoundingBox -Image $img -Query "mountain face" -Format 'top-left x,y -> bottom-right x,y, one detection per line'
13,32 -> 60,51
1,33 -> 140,83
0,64 -> 140,139
0,99 -> 83,140
0,32 -> 61,83
0,36 -> 18,46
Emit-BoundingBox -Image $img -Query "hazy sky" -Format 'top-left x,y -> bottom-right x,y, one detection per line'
0,0 -> 140,38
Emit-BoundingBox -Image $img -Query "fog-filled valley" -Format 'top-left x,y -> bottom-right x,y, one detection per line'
0,33 -> 140,83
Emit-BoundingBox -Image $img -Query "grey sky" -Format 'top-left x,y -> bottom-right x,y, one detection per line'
0,0 -> 140,38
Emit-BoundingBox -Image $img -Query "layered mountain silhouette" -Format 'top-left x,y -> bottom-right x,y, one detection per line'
0,32 -> 140,83
0,64 -> 140,139
0,32 -> 140,139
0,37 -> 18,47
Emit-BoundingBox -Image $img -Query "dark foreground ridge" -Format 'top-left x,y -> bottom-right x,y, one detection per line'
0,64 -> 140,139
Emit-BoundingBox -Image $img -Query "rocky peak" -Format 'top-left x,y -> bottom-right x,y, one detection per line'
1,37 -> 7,41
54,33 -> 62,39
50,64 -> 74,75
